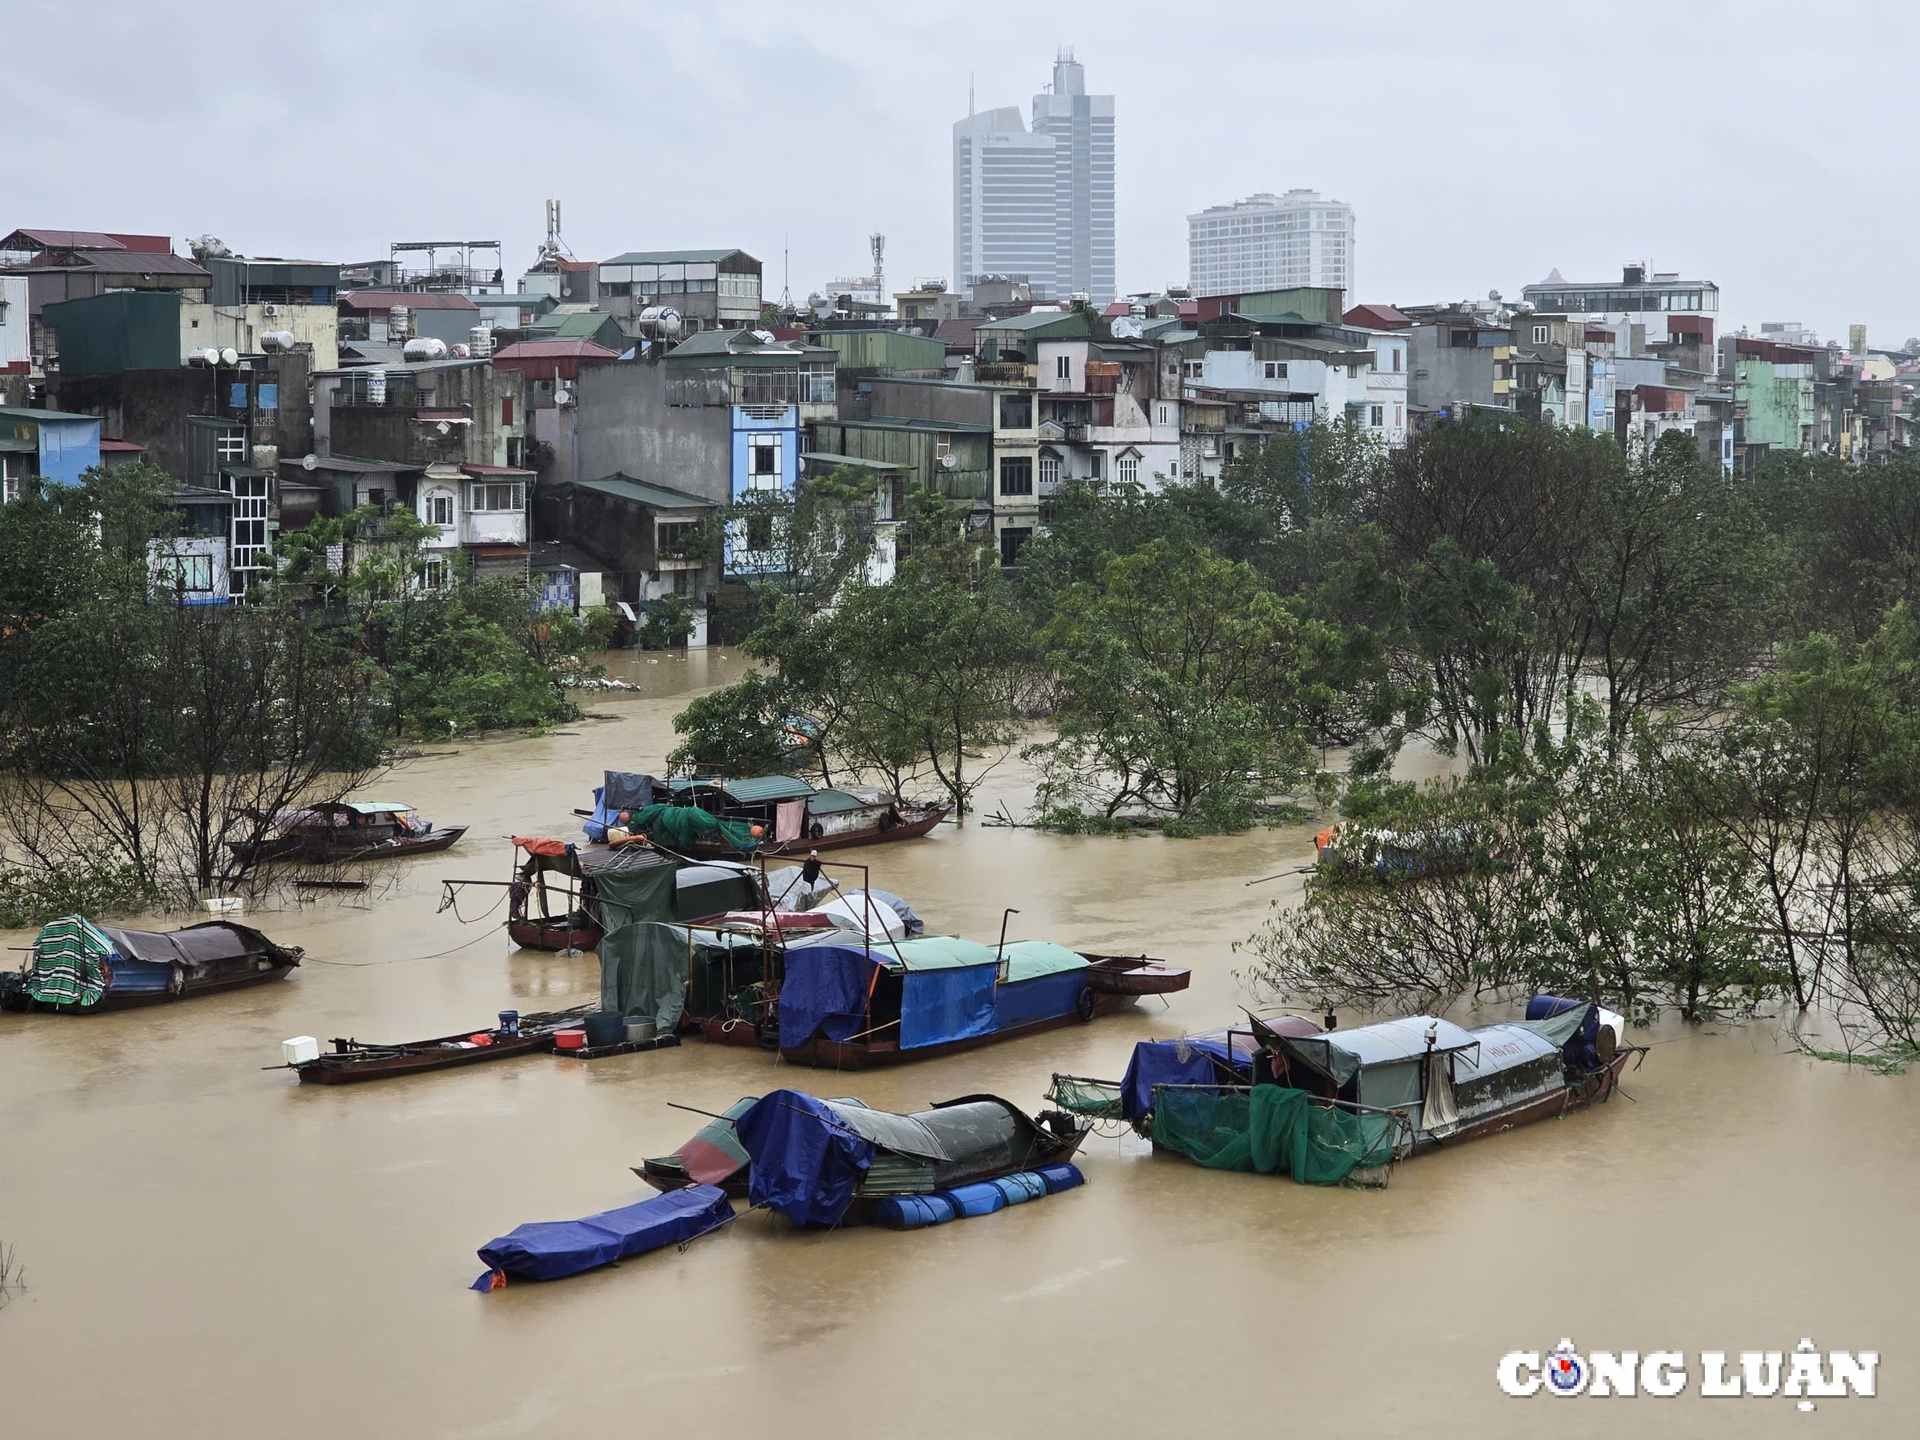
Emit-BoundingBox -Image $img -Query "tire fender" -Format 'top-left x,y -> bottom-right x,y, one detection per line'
1075,985 -> 1097,1023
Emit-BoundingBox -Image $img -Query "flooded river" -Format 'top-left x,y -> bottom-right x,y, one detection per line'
3,648 -> 1915,1437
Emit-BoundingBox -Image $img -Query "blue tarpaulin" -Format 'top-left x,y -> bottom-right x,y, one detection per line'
900,964 -> 996,1049
988,969 -> 1088,1033
1524,995 -> 1601,1069
1120,1031 -> 1256,1123
777,944 -> 876,1050
735,1089 -> 876,1226
471,1184 -> 733,1289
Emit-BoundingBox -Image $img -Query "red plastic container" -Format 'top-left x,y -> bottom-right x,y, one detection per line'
553,1028 -> 586,1051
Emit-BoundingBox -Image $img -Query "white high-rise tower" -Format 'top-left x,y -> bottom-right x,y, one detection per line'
953,49 -> 1116,305
1187,190 -> 1355,299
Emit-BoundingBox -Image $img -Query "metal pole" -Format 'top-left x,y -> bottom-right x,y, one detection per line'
996,907 -> 1020,981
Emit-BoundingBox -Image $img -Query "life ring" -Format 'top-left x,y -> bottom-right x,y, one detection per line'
167,963 -> 187,999
1075,986 -> 1097,1023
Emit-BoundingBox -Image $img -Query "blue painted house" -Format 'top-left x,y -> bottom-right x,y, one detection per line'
0,405 -> 103,499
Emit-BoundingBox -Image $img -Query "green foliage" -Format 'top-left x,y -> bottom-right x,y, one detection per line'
667,670 -> 799,777
637,595 -> 696,650
0,850 -> 164,929
1029,538 -> 1324,831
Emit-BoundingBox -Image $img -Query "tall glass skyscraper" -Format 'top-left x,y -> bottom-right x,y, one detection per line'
1187,190 -> 1354,299
953,50 -> 1115,305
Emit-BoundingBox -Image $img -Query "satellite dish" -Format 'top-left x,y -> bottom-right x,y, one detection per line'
561,285 -> 572,298
938,452 -> 957,470
1110,318 -> 1142,339
301,453 -> 318,471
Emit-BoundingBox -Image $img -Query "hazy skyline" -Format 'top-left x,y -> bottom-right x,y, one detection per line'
6,0 -> 1918,344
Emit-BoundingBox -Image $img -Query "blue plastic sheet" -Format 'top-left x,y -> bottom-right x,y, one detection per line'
900,964 -> 996,1049
471,1184 -> 732,1289
735,1089 -> 876,1226
989,969 -> 1087,1032
1525,994 -> 1601,1069
777,945 -> 876,1050
1120,1031 -> 1255,1123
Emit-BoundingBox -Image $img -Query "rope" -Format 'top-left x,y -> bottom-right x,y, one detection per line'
301,894 -> 513,967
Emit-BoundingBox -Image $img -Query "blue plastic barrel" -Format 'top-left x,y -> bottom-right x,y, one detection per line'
582,1013 -> 626,1048
992,1172 -> 1048,1206
939,1182 -> 1007,1218
1034,1163 -> 1084,1194
498,1010 -> 520,1037
873,1194 -> 957,1230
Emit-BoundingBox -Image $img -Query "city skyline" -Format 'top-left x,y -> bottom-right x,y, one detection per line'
953,50 -> 1114,304
3,1 -> 1918,340
1188,190 -> 1355,300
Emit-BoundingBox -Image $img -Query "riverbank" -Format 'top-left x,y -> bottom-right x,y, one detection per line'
1,647 -> 1914,1439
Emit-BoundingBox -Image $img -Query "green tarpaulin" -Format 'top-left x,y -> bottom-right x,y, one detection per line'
998,940 -> 1089,983
592,865 -> 678,928
26,915 -> 116,1007
629,803 -> 759,853
1150,1086 -> 1399,1186
598,921 -> 690,1032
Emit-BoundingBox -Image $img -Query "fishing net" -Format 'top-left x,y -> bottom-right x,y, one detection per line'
1047,1074 -> 1126,1120
628,803 -> 760,853
1150,1086 -> 1400,1187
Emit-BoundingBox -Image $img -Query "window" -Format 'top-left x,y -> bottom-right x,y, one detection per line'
1038,453 -> 1060,489
745,515 -> 774,550
748,436 -> 781,489
1088,452 -> 1104,481
1055,354 -> 1071,380
1262,361 -> 1288,381
426,492 -> 454,527
223,471 -> 269,593
217,428 -> 248,463
1370,405 -> 1384,428
999,527 -> 1032,567
1532,325 -> 1549,345
657,522 -> 698,558
999,392 -> 1031,429
1395,405 -> 1404,429
502,396 -> 513,426
467,481 -> 525,512
422,557 -> 448,590
1392,348 -> 1402,372
1117,455 -> 1139,486
998,456 -> 1033,496
156,552 -> 214,594
1183,360 -> 1204,380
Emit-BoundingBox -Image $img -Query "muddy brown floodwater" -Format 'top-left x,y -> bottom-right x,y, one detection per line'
3,647 -> 1917,1439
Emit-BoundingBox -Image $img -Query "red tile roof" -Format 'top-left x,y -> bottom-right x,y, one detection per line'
934,317 -> 985,347
99,438 -> 146,452
1,229 -> 173,254
1343,303 -> 1413,330
492,340 -> 619,361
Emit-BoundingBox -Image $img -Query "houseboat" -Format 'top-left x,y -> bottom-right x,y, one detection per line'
581,770 -> 946,857
1,914 -> 302,1013
235,800 -> 465,864
777,934 -> 1190,1069
1140,997 -> 1640,1185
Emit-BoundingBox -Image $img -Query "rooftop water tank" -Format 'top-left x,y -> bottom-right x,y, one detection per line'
403,337 -> 448,361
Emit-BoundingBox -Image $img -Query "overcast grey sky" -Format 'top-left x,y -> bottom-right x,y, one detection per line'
7,0 -> 1917,344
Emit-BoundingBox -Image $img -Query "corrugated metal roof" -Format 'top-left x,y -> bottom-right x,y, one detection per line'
26,251 -> 207,277
0,404 -> 102,423
337,291 -> 479,311
602,248 -> 755,265
1,228 -> 127,251
566,474 -> 714,510
800,451 -> 904,471
1281,1016 -> 1481,1087
492,340 -> 619,361
460,464 -> 537,476
668,775 -> 815,804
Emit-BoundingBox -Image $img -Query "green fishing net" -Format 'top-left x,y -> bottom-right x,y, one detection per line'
1150,1086 -> 1400,1187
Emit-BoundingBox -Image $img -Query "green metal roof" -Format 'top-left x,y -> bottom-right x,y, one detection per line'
977,309 -> 1093,333
800,451 -> 904,471
667,775 -> 816,804
0,405 -> 100,423
567,474 -> 715,510
843,414 -> 992,434
603,249 -> 756,265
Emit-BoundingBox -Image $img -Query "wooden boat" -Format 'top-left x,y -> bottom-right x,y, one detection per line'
583,771 -> 946,859
234,800 -> 465,865
778,941 -> 1191,1070
636,1091 -> 1091,1223
1141,999 -> 1644,1172
2,915 -> 302,1014
288,1004 -> 592,1084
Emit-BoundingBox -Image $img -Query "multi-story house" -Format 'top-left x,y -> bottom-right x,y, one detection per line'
595,249 -> 763,335
1033,335 -> 1180,490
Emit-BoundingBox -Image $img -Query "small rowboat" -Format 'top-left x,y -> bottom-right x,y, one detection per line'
290,1005 -> 592,1085
1083,955 -> 1191,996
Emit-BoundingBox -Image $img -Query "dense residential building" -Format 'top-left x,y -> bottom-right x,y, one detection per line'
952,50 -> 1115,305
1521,263 -> 1720,346
595,249 -> 762,334
1188,191 -> 1354,300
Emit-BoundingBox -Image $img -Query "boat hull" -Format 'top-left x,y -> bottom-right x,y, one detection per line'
239,826 -> 468,866
507,916 -> 604,952
1409,1047 -> 1637,1154
292,1009 -> 590,1084
12,962 -> 299,1014
759,806 -> 948,855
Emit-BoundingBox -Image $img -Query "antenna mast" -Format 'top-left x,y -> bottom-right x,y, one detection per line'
781,232 -> 792,308
870,233 -> 885,313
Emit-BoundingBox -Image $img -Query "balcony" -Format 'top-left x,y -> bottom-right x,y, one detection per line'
462,510 -> 527,547
975,361 -> 1036,386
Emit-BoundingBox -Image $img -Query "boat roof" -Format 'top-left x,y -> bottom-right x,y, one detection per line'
337,800 -> 413,815
1280,1016 -> 1482,1087
666,775 -> 815,804
806,788 -> 884,815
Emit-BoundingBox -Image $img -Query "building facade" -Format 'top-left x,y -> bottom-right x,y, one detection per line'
1188,191 -> 1354,299
952,51 -> 1115,305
